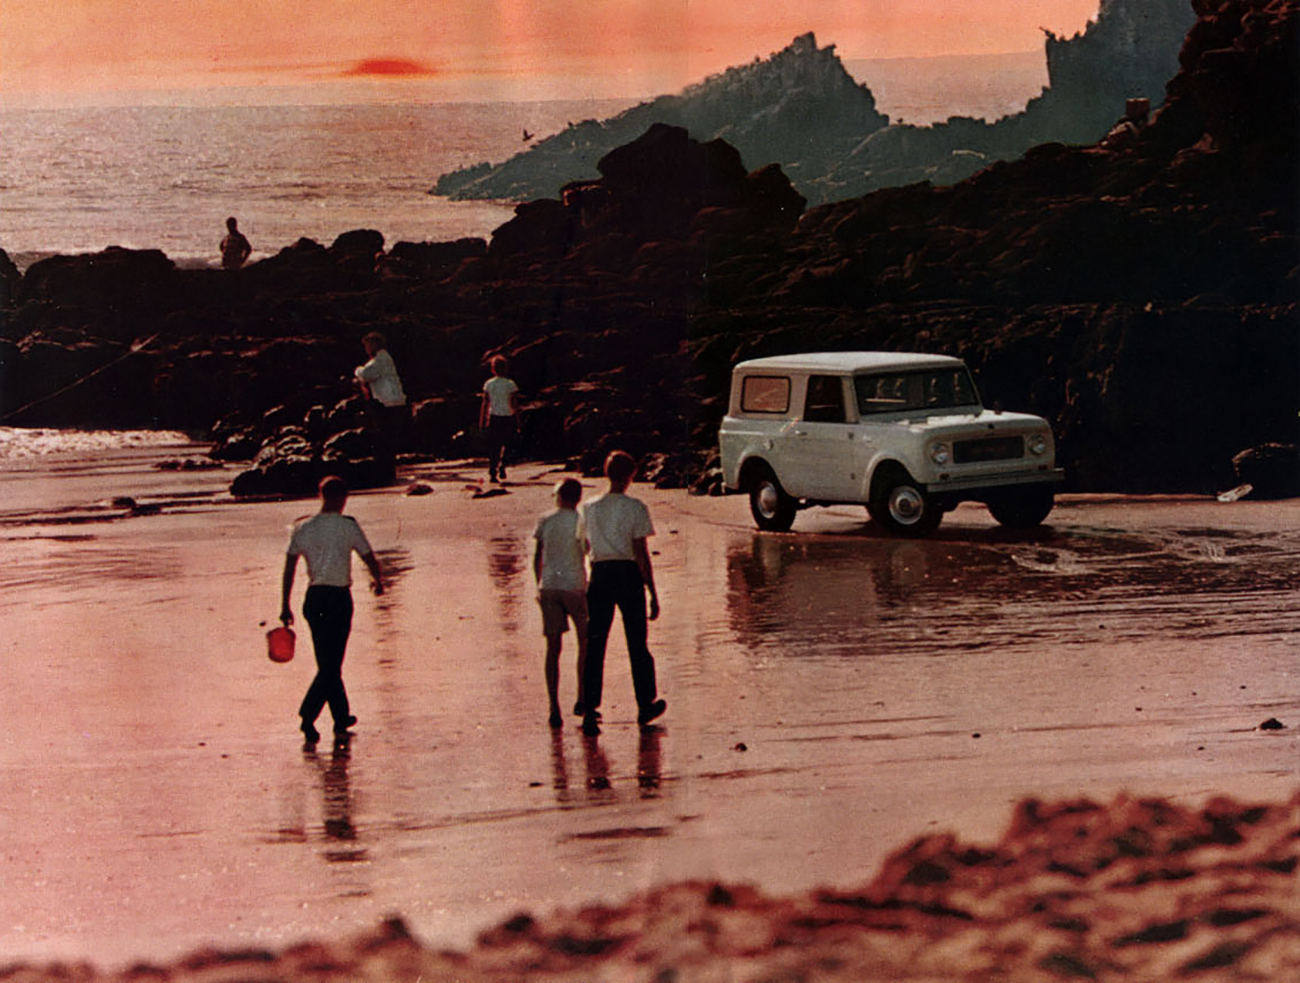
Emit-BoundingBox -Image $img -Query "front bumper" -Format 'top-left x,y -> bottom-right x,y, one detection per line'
925,468 -> 1065,496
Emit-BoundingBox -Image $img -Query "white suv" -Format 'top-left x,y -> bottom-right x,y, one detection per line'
718,352 -> 1064,535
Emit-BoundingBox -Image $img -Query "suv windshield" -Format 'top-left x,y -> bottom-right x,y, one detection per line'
855,368 -> 980,415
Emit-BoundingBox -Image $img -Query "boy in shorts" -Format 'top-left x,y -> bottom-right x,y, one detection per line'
533,478 -> 589,727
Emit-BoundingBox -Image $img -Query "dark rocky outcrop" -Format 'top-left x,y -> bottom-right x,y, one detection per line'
811,0 -> 1196,201
433,0 -> 1194,207
434,32 -> 887,206
1,0 -> 1295,498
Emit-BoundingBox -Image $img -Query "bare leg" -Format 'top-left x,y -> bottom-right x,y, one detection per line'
574,625 -> 588,709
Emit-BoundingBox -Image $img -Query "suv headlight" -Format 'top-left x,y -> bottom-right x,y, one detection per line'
930,441 -> 951,465
1027,433 -> 1047,456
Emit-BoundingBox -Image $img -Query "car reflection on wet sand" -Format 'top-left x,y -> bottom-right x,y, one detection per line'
723,512 -> 1300,659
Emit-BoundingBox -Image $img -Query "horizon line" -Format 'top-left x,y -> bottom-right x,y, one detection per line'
0,47 -> 1044,111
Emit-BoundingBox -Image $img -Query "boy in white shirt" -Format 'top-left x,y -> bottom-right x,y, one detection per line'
479,355 -> 520,483
280,475 -> 384,744
577,450 -> 666,735
532,478 -> 589,727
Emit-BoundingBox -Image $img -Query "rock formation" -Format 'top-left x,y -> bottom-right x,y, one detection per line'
434,32 -> 889,206
433,0 -> 1194,207
813,0 -> 1195,200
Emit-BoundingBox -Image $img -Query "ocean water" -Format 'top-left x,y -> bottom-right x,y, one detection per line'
0,100 -> 628,272
0,54 -> 1045,274
0,426 -> 193,461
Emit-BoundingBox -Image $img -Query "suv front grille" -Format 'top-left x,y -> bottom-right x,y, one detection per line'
954,436 -> 1024,464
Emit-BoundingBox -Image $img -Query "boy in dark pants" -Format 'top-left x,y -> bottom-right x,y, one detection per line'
280,476 -> 384,743
479,355 -> 520,483
578,451 -> 666,736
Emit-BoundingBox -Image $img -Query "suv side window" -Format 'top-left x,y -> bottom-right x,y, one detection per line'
741,375 -> 791,414
804,375 -> 847,423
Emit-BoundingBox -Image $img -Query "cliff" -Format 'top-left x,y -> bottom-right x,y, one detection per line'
433,33 -> 887,205
434,0 -> 1194,206
814,0 -> 1195,199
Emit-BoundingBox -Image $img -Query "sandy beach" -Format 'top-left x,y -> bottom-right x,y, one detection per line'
0,438 -> 1296,976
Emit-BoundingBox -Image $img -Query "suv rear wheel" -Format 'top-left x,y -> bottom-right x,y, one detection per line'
869,466 -> 942,536
747,465 -> 797,532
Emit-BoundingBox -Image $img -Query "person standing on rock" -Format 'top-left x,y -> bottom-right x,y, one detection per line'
280,475 -> 384,743
354,332 -> 408,471
479,355 -> 520,483
577,450 -> 666,736
219,216 -> 252,269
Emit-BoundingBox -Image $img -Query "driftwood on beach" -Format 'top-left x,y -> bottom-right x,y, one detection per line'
0,0 -> 1296,499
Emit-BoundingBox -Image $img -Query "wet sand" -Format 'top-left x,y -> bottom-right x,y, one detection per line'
0,441 -> 1295,971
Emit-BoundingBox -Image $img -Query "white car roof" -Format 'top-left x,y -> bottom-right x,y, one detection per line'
733,351 -> 965,374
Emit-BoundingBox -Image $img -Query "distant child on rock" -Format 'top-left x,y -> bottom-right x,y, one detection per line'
578,450 -> 665,736
280,475 -> 384,744
533,478 -> 589,728
479,355 -> 519,483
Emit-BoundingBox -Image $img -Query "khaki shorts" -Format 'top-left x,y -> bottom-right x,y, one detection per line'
538,588 -> 588,638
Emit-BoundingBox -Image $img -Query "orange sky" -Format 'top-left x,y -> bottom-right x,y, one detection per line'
0,0 -> 1101,106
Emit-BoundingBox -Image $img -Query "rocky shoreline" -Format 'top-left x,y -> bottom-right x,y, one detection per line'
1,0 -> 1296,499
3,791 -> 1294,982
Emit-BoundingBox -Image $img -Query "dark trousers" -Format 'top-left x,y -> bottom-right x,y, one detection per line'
487,414 -> 516,475
299,585 -> 354,727
583,560 -> 657,712
367,401 -> 407,469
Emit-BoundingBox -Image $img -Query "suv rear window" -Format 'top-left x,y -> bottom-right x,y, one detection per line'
856,369 -> 978,415
741,375 -> 791,414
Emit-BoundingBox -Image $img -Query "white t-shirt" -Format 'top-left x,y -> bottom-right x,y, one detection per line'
287,512 -> 373,587
534,508 -> 587,591
355,349 -> 406,407
483,375 -> 518,417
580,492 -> 654,563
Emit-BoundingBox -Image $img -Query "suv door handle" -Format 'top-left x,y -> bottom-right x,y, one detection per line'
793,429 -> 809,436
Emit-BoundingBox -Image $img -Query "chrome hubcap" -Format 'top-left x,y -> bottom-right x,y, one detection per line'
756,482 -> 780,517
888,486 -> 925,525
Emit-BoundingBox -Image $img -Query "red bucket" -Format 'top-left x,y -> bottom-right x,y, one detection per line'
266,626 -> 296,663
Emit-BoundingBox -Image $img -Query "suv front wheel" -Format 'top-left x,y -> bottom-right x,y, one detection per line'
869,466 -> 943,536
747,465 -> 797,532
987,487 -> 1055,528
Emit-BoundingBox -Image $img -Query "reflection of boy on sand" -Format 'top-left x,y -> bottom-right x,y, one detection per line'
280,476 -> 384,744
533,478 -> 589,728
578,450 -> 666,736
219,216 -> 251,269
